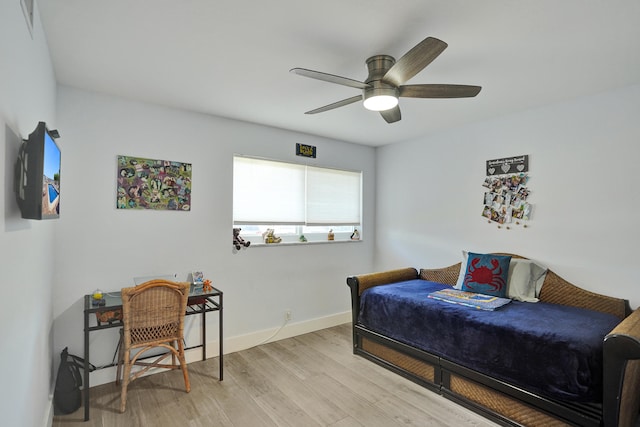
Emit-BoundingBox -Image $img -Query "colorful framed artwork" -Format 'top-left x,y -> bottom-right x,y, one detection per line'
117,155 -> 192,211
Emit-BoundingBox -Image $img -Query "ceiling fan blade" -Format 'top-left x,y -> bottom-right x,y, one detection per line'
290,68 -> 370,89
399,84 -> 482,98
380,106 -> 401,123
382,37 -> 448,87
305,95 -> 363,114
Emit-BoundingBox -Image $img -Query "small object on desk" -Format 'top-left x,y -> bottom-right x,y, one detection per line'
92,289 -> 105,306
203,279 -> 213,292
191,271 -> 204,286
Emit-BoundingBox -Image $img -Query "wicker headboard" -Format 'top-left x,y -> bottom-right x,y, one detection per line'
537,270 -> 629,319
420,253 -> 630,320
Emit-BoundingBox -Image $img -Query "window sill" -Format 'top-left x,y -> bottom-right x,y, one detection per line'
248,239 -> 363,248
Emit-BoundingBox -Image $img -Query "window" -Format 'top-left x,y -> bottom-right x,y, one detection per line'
233,156 -> 362,243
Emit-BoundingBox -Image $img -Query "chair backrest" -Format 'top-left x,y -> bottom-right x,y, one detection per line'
133,274 -> 176,286
121,280 -> 190,347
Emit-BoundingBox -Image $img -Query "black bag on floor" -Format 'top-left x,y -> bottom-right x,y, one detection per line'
53,347 -> 95,415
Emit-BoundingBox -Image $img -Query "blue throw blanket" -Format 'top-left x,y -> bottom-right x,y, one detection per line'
358,279 -> 621,402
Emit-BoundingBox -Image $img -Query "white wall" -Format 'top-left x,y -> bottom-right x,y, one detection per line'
0,2 -> 57,427
375,84 -> 640,309
53,86 -> 376,385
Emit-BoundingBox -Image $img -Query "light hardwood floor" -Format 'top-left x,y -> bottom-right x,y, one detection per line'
53,323 -> 499,427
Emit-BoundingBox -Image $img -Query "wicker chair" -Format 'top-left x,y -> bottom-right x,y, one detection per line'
116,279 -> 191,412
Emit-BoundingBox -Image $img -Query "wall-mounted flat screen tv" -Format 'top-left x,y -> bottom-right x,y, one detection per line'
14,121 -> 61,220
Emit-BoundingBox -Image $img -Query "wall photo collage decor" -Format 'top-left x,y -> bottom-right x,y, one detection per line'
482,155 -> 531,227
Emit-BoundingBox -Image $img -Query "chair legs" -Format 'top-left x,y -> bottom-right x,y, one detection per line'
116,341 -> 190,413
116,330 -> 131,413
178,340 -> 191,393
119,351 -> 133,413
115,330 -> 124,386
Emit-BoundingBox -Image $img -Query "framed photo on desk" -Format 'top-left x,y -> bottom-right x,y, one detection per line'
191,271 -> 204,285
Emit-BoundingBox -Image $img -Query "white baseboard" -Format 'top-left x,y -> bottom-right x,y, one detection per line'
221,310 -> 351,356
88,311 -> 351,387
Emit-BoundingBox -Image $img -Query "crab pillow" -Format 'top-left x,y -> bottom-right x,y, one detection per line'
460,252 -> 512,298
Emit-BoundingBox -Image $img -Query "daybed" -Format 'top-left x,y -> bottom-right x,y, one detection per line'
346,253 -> 640,427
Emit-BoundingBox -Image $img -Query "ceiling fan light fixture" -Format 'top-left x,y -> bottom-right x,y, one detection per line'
363,86 -> 399,111
363,95 -> 398,111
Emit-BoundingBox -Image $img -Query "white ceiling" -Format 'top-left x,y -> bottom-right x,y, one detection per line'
38,0 -> 640,147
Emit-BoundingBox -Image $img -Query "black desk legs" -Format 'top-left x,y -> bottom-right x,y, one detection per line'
219,293 -> 223,380
201,297 -> 223,381
83,309 -> 90,421
201,301 -> 207,360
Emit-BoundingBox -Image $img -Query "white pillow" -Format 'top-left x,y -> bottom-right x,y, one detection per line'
506,259 -> 547,302
533,262 -> 548,297
454,250 -> 468,289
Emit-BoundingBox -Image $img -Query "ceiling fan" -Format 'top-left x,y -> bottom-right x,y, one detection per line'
290,36 -> 481,124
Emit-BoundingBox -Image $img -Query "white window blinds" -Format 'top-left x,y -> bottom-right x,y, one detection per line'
233,157 -> 305,224
233,156 -> 361,226
306,166 -> 361,225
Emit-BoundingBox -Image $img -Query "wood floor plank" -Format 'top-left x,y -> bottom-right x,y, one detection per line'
53,323 -> 500,427
286,334 -> 438,426
208,353 -> 279,427
302,372 -> 411,427
225,349 -> 322,426
327,416 -> 365,427
286,329 -> 437,414
298,327 -> 495,427
241,345 -> 348,426
259,337 -> 326,381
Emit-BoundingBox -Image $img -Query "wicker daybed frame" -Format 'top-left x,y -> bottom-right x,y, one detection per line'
347,254 -> 640,427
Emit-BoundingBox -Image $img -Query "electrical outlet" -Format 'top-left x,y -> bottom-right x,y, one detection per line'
284,310 -> 292,321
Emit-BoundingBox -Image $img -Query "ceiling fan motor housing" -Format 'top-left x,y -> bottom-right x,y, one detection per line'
363,55 -> 399,109
365,55 -> 395,81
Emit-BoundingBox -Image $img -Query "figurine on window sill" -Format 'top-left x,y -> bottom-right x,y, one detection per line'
350,229 -> 360,240
263,228 -> 282,244
233,227 -> 251,250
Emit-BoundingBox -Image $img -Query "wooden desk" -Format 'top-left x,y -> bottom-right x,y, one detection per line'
82,285 -> 223,421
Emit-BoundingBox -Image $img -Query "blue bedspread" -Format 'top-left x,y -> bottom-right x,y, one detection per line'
358,279 -> 621,402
